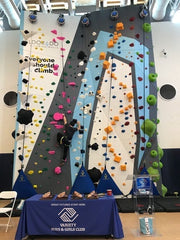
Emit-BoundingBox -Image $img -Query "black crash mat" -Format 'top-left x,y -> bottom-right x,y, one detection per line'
154,197 -> 180,212
116,196 -> 180,213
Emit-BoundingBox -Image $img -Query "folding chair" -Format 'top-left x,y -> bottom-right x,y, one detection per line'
0,191 -> 17,232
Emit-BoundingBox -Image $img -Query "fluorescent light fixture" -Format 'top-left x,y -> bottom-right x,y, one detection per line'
172,10 -> 180,23
0,18 -> 3,32
75,12 -> 88,16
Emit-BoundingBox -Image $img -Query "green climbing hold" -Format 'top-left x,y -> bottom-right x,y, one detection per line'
156,119 -> 160,124
143,23 -> 151,32
147,167 -> 160,182
151,150 -> 158,157
162,184 -> 167,197
141,119 -> 156,137
159,161 -> 163,168
66,40 -> 70,44
43,168 -> 48,171
152,161 -> 159,168
150,61 -> 155,67
149,73 -> 158,82
146,142 -> 152,148
147,94 -> 157,106
158,146 -> 164,160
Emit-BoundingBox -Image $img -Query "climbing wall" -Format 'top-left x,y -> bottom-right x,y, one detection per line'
13,5 -> 165,196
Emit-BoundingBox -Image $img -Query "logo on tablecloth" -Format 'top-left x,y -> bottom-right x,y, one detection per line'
58,208 -> 79,222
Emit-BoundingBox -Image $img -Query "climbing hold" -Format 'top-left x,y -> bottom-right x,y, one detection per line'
162,184 -> 167,197
141,119 -> 156,137
116,22 -> 124,31
147,167 -> 160,182
158,146 -> 164,160
147,95 -> 157,106
104,126 -> 113,134
146,142 -> 152,148
103,60 -> 110,69
48,150 -> 55,155
150,61 -> 155,67
114,155 -> 121,163
143,23 -> 151,32
159,161 -> 163,168
149,73 -> 158,82
28,170 -> 34,175
120,164 -> 126,171
53,112 -> 64,121
54,166 -> 61,174
152,161 -> 159,168
99,52 -> 106,60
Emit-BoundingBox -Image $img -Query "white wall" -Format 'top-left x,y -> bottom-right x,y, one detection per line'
0,22 -> 180,154
0,31 -> 19,153
151,22 -> 180,149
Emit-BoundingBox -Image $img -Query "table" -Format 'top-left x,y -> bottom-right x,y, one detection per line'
15,194 -> 124,239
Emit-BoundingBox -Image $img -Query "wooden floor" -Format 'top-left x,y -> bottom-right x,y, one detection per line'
0,212 -> 180,240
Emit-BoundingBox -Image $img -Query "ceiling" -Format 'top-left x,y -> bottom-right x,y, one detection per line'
0,0 -> 179,30
21,0 -> 144,12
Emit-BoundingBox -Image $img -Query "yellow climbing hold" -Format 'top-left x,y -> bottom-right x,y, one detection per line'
28,170 -> 34,175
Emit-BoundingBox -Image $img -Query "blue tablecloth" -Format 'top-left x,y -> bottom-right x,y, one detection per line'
15,194 -> 124,239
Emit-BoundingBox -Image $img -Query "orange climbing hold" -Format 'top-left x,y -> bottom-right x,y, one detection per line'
126,92 -> 134,102
116,22 -> 124,31
114,155 -> 121,163
104,126 -> 113,134
107,39 -> 114,48
111,120 -> 116,125
114,116 -> 119,121
103,60 -> 110,69
99,52 -> 106,60
120,164 -> 126,171
119,109 -> 124,114
109,148 -> 115,153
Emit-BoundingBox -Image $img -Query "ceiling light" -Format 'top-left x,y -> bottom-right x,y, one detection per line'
172,10 -> 180,23
0,18 -> 4,32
